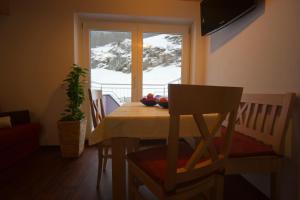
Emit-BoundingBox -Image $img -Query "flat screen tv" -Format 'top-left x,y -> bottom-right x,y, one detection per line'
201,0 -> 257,36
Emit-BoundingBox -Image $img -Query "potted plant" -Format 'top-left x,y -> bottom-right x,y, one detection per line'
58,64 -> 88,157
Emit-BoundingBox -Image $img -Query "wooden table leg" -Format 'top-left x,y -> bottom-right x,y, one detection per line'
112,138 -> 127,200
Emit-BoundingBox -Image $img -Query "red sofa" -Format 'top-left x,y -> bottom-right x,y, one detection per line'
0,110 -> 41,170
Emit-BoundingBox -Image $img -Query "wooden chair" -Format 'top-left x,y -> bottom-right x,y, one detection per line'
127,84 -> 243,200
214,93 -> 295,200
88,89 -> 112,189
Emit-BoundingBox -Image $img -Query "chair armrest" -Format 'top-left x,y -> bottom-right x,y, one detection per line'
0,110 -> 30,126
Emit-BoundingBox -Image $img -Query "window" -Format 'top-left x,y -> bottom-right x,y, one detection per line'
84,22 -> 190,104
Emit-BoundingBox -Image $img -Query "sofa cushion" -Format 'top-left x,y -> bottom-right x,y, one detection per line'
0,116 -> 12,128
0,136 -> 40,170
213,127 -> 276,157
0,123 -> 41,151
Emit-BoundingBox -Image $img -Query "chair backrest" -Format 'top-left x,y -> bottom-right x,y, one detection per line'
165,84 -> 243,191
88,89 -> 105,129
224,93 -> 295,154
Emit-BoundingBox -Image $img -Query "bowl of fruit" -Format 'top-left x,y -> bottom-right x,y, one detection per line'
157,97 -> 169,109
140,93 -> 157,106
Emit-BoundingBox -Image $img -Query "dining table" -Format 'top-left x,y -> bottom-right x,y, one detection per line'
89,102 -> 219,200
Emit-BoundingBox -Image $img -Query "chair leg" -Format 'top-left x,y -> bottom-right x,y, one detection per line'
271,172 -> 281,200
128,169 -> 136,200
102,146 -> 109,172
97,144 -> 103,189
211,174 -> 224,200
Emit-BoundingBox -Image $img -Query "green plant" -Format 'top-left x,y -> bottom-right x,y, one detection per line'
61,64 -> 88,121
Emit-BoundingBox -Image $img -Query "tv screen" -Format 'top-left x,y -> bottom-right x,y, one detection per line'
201,0 -> 257,36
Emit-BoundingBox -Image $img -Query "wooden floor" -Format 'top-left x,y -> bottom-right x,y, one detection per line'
0,146 -> 269,200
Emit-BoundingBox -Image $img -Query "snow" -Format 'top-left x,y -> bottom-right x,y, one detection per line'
143,65 -> 180,84
92,68 -> 130,84
144,34 -> 181,48
91,65 -> 180,103
91,65 -> 180,85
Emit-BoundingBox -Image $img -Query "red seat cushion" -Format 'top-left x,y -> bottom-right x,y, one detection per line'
128,142 -> 199,185
213,127 -> 276,157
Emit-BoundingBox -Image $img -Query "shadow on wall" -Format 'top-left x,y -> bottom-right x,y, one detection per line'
39,86 -> 66,145
209,0 -> 265,53
280,95 -> 300,200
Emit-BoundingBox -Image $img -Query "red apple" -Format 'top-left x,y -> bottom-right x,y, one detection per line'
159,97 -> 168,103
147,93 -> 154,99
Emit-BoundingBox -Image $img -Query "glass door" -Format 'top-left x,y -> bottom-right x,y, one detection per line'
90,30 -> 133,104
142,33 -> 183,97
138,24 -> 190,99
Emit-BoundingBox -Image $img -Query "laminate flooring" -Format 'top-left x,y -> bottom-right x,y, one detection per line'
0,146 -> 269,200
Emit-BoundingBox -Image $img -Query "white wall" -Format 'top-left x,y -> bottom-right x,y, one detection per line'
205,0 -> 300,93
0,0 -> 76,145
204,0 -> 300,199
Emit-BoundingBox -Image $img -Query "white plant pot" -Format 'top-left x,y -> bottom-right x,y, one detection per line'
57,119 -> 87,157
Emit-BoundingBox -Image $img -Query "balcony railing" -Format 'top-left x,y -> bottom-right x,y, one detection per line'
91,78 -> 180,105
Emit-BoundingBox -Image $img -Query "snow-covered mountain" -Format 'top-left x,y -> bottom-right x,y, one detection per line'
90,34 -> 182,73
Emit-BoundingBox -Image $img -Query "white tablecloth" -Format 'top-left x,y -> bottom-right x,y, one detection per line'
89,102 -> 219,145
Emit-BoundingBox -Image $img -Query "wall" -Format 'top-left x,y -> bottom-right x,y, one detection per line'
0,0 -> 202,145
205,0 -> 300,93
0,0 -> 9,15
204,0 -> 300,199
0,0 -> 75,144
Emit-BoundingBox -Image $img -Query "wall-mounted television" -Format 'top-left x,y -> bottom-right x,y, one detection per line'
201,0 -> 257,36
